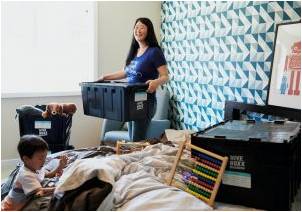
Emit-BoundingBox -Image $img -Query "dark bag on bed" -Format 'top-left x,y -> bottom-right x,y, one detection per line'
1,163 -> 22,200
48,177 -> 112,211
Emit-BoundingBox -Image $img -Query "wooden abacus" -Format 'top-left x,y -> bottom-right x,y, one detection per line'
167,140 -> 228,207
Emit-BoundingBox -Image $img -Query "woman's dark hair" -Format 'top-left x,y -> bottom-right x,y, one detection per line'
18,135 -> 49,159
126,17 -> 161,66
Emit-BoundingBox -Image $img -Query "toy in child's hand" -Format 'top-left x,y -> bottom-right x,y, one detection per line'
42,103 -> 77,118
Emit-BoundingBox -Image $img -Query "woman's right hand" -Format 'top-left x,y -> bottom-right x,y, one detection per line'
95,70 -> 126,82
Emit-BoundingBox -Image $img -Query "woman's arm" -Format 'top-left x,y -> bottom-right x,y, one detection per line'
96,70 -> 127,82
146,65 -> 169,93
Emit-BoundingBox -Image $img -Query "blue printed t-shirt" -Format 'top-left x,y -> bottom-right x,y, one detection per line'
125,47 -> 167,83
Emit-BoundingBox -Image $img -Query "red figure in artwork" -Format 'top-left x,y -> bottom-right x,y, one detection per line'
283,41 -> 301,96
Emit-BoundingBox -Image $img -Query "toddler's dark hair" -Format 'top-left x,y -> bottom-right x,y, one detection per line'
18,135 -> 49,159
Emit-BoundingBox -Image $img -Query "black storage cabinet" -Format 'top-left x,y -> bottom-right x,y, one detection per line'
191,120 -> 301,210
17,105 -> 73,153
80,82 -> 153,122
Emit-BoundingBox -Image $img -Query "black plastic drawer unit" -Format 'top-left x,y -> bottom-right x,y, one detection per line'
80,82 -> 153,122
191,120 -> 301,210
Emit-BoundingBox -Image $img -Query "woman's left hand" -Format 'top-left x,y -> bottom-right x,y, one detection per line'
146,79 -> 160,93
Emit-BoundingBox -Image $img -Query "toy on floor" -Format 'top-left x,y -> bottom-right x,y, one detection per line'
167,139 -> 228,207
42,103 -> 77,118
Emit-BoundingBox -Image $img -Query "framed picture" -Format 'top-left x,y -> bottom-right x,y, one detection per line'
267,21 -> 301,109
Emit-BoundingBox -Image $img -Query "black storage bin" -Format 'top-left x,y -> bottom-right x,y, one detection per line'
191,120 -> 301,210
17,105 -> 73,153
80,81 -> 154,122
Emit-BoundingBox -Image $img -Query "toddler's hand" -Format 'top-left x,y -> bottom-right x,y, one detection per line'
35,190 -> 44,197
35,187 -> 55,197
56,169 -> 63,177
58,155 -> 68,170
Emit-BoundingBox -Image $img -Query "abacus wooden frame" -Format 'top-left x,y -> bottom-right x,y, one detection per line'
166,139 -> 228,207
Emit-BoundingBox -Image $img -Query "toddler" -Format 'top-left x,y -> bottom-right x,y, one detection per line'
1,135 -> 68,210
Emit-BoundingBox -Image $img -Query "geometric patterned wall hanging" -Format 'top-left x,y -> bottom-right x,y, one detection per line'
160,1 -> 301,131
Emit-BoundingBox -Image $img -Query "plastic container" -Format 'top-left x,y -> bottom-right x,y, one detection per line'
80,81 -> 154,122
17,105 -> 73,153
191,120 -> 301,210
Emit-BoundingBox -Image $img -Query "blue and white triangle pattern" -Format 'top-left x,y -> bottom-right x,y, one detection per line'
161,1 -> 301,131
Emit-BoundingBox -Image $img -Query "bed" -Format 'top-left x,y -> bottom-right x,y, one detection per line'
6,100 -> 298,211
2,137 -> 258,211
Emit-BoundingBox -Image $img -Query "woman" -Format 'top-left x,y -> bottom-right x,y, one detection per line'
97,17 -> 169,141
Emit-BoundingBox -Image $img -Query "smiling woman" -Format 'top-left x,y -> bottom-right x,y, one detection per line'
1,2 -> 97,98
96,17 -> 169,142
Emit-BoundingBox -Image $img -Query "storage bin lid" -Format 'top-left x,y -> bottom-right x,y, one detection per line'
197,120 -> 300,143
80,81 -> 148,89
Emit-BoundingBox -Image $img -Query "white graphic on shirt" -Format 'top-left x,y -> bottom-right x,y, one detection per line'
126,60 -> 142,81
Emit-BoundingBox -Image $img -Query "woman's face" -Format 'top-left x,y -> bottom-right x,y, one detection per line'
134,21 -> 148,43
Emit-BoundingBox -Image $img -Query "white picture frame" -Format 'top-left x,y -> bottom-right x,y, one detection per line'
267,21 -> 301,109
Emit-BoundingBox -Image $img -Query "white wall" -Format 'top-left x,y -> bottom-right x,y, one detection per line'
1,1 -> 161,160
98,1 -> 161,75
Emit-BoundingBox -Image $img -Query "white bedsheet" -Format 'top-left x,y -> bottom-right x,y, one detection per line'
55,142 -> 261,211
114,144 -> 211,210
54,156 -> 125,197
113,170 -> 211,211
54,143 -> 212,210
